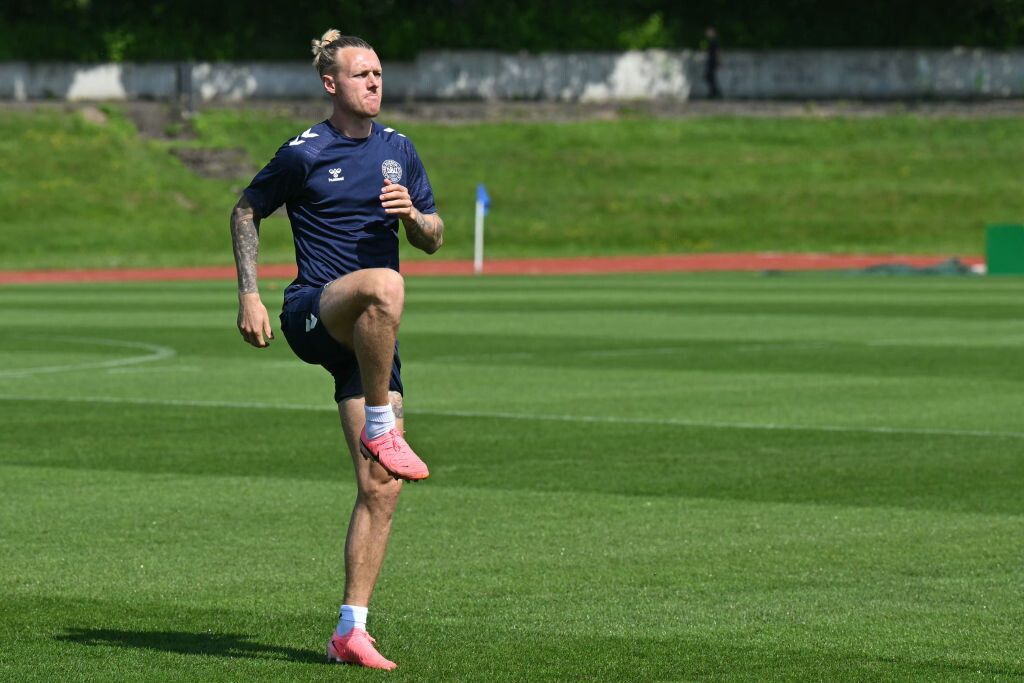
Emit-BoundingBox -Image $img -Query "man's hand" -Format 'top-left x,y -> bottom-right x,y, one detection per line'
237,292 -> 274,348
381,178 -> 444,254
380,178 -> 415,220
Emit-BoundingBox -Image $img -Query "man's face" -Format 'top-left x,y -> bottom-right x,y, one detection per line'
325,47 -> 382,118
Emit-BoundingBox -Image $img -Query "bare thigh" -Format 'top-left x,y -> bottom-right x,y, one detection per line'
318,268 -> 405,349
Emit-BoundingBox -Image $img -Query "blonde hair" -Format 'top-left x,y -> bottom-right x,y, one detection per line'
311,28 -> 374,76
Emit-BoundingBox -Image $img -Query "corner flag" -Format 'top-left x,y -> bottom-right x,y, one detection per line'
474,184 -> 490,274
476,183 -> 491,215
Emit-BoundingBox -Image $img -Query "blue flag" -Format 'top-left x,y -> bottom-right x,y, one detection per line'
476,183 -> 490,215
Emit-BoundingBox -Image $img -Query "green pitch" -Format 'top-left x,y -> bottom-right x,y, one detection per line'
1,272 -> 1022,681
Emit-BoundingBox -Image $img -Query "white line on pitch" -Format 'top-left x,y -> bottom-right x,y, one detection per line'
0,394 -> 327,412
420,408 -> 1024,440
0,394 -> 1021,440
106,365 -> 201,374
0,336 -> 176,378
580,347 -> 689,358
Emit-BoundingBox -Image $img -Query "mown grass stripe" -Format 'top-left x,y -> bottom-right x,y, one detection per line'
2,393 -> 1022,440
0,336 -> 175,377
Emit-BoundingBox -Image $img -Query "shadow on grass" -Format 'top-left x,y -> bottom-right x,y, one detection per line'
53,626 -> 1024,678
55,628 -> 323,664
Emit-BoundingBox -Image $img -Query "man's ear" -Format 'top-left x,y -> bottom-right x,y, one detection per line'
322,73 -> 337,95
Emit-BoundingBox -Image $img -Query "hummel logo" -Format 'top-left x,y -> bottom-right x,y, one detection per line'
305,313 -> 318,332
289,128 -> 319,146
328,168 -> 344,182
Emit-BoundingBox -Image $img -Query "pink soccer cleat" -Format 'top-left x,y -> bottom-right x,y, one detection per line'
359,427 -> 430,481
327,629 -> 397,670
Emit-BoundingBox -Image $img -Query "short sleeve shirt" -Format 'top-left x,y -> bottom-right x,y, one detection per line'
243,120 -> 437,301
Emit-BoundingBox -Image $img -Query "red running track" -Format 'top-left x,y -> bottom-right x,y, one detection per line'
0,253 -> 985,284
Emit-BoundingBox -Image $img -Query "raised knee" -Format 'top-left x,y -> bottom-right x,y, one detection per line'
366,270 -> 404,314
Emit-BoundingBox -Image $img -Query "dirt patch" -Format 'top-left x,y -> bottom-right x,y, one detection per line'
169,147 -> 255,181
199,98 -> 1024,125
111,103 -> 254,180
122,102 -> 196,139
78,105 -> 108,125
6,98 -> 1024,124
381,98 -> 1024,123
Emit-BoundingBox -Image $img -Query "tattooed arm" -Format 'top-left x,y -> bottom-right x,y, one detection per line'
402,209 -> 445,255
230,195 -> 274,348
379,179 -> 444,254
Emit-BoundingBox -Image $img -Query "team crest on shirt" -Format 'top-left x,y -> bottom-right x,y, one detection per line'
328,167 -> 344,182
381,160 -> 403,183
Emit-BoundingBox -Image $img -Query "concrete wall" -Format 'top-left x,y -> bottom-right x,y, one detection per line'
718,49 -> 1024,99
2,49 -> 1023,102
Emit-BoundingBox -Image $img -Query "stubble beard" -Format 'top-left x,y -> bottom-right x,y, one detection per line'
342,93 -> 380,120
363,93 -> 382,119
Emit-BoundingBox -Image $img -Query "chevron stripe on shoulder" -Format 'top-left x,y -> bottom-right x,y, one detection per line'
288,127 -> 321,147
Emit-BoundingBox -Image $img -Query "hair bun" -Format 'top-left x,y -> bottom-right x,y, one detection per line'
319,29 -> 341,48
311,29 -> 371,74
312,28 -> 341,56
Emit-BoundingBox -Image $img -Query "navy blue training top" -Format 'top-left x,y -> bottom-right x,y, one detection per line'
243,120 -> 436,302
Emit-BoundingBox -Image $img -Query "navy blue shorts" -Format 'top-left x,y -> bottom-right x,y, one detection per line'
280,284 -> 403,403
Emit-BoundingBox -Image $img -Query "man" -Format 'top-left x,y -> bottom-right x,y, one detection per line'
704,27 -> 721,99
229,29 -> 444,671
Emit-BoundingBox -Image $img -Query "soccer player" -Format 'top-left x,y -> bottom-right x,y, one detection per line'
229,28 -> 444,671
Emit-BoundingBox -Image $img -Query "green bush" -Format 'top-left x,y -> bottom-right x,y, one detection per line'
2,0 -> 1023,62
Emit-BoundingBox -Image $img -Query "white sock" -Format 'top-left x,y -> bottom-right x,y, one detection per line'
336,604 -> 368,635
364,404 -> 396,440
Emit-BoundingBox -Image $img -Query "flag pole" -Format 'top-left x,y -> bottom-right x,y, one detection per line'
473,199 -> 485,275
474,184 -> 489,275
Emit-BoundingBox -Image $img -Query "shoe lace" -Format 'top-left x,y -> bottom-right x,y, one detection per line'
385,430 -> 408,459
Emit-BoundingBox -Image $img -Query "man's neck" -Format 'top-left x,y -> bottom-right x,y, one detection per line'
329,109 -> 374,138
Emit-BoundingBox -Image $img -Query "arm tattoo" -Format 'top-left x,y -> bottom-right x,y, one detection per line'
403,211 -> 444,255
230,199 -> 262,295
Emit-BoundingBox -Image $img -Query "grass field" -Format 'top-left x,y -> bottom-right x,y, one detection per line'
1,272 -> 1023,681
2,106 -> 1023,269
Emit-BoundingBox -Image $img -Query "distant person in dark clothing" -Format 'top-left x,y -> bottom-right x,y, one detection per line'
704,27 -> 721,99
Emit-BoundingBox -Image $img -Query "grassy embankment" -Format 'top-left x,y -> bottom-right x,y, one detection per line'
1,106 -> 1021,269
